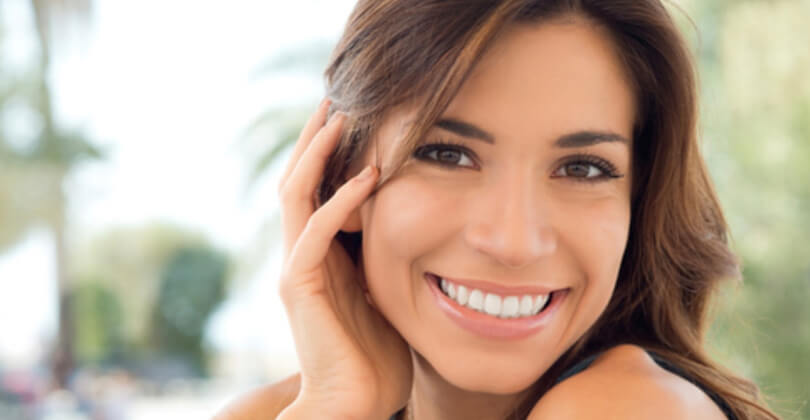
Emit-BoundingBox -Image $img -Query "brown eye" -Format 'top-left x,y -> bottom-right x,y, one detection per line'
552,155 -> 622,183
436,149 -> 462,164
562,162 -> 602,178
413,142 -> 476,169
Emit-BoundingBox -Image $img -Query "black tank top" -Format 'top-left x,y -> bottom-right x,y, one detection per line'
388,349 -> 736,419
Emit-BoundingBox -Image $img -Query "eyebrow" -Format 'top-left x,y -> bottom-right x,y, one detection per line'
434,117 -> 630,148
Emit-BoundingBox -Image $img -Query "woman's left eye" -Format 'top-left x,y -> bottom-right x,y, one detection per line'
413,142 -> 477,169
553,156 -> 621,182
556,162 -> 603,178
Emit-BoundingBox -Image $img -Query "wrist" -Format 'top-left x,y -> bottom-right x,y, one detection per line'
277,400 -> 330,420
277,398 -> 390,420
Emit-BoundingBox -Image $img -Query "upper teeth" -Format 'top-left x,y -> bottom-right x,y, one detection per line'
439,277 -> 549,318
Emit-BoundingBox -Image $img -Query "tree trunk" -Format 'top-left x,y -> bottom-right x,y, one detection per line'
51,182 -> 73,388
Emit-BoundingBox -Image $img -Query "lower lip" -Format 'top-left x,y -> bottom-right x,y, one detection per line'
426,273 -> 567,340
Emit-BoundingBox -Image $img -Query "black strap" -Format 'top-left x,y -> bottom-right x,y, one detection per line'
389,349 -> 738,420
554,349 -> 737,420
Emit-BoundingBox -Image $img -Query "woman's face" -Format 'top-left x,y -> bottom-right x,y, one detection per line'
352,19 -> 635,394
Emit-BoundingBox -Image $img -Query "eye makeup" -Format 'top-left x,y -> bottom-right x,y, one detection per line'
412,138 -> 625,182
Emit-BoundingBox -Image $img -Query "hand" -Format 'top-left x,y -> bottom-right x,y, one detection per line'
276,99 -> 413,419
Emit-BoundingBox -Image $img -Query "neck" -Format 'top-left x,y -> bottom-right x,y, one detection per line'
405,349 -> 531,420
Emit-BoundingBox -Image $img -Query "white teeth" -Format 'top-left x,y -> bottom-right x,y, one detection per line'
456,285 -> 469,305
436,276 -> 551,319
532,295 -> 549,314
519,295 -> 534,316
483,294 -> 502,316
468,289 -> 484,311
500,296 -> 520,318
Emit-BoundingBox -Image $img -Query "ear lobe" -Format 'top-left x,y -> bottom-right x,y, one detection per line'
340,206 -> 363,233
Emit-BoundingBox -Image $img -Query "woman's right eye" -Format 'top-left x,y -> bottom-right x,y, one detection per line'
413,141 -> 477,169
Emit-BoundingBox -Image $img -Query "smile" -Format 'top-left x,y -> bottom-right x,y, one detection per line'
438,276 -> 551,318
426,272 -> 568,340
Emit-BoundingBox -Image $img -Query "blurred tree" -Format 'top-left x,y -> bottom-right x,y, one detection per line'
69,223 -> 231,379
71,282 -> 125,365
70,223 -> 228,356
150,246 -> 229,377
0,0 -> 97,387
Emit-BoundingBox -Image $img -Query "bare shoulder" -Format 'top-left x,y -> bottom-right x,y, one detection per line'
212,373 -> 301,420
528,344 -> 727,420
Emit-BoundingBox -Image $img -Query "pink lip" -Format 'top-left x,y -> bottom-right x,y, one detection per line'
425,273 -> 568,340
435,274 -> 558,296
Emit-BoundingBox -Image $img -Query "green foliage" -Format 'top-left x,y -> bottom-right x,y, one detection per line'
71,282 -> 125,365
70,223 -> 231,377
677,0 -> 810,417
149,246 -> 229,376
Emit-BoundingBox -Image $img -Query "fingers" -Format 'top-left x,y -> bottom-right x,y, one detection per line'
283,111 -> 346,206
284,165 -> 378,281
279,111 -> 348,258
277,98 -> 331,192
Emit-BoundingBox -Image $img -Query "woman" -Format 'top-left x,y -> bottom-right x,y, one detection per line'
217,0 -> 779,419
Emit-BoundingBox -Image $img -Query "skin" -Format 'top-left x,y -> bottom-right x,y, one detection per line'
347,18 -> 634,419
214,17 -> 728,420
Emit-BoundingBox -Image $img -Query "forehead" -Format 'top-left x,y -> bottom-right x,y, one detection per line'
442,19 -> 636,148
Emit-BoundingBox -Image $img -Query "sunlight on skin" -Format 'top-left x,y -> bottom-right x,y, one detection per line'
346,18 -> 635,420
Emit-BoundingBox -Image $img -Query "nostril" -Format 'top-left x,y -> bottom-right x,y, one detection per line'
463,222 -> 557,269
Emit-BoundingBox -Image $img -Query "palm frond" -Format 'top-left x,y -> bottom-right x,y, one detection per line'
251,41 -> 333,79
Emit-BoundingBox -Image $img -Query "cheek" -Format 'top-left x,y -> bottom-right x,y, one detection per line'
561,195 -> 631,320
580,197 -> 629,273
363,177 -> 455,257
360,176 -> 460,308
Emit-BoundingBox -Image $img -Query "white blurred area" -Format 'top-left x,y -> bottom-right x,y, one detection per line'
0,0 -> 355,417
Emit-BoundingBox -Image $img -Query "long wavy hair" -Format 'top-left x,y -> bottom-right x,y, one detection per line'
314,0 -> 778,418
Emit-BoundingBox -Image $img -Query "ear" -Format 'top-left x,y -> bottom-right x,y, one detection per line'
340,206 -> 363,233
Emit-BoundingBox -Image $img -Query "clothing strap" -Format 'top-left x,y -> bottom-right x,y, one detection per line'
389,349 -> 737,419
555,349 -> 737,420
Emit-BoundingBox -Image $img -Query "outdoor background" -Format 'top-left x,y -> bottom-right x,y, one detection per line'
0,0 -> 807,419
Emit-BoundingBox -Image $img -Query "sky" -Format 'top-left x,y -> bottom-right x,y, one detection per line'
0,0 -> 355,370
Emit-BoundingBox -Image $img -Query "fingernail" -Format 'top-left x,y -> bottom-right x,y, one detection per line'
356,165 -> 375,181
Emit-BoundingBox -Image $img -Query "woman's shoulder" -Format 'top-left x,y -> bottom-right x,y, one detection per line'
212,373 -> 301,420
527,344 -> 728,420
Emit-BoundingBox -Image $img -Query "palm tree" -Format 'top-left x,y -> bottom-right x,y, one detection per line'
0,0 -> 97,388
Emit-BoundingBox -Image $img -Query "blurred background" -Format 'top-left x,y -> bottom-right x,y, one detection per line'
0,0 -> 806,419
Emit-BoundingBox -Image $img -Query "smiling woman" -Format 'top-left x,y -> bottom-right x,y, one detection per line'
215,1 -> 779,419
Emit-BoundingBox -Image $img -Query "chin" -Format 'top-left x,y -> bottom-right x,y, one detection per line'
440,362 -> 544,395
417,345 -> 552,395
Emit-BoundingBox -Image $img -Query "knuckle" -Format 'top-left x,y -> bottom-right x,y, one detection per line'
278,183 -> 304,204
278,183 -> 294,200
278,273 -> 295,302
304,213 -> 326,235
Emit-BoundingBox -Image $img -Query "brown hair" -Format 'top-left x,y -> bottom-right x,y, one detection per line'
316,1 -> 779,419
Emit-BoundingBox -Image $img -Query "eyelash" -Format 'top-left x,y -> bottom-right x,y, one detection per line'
412,138 -> 624,183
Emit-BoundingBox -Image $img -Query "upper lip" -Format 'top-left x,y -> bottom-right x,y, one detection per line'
427,272 -> 562,296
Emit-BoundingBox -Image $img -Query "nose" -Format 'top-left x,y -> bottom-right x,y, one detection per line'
463,172 -> 557,270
